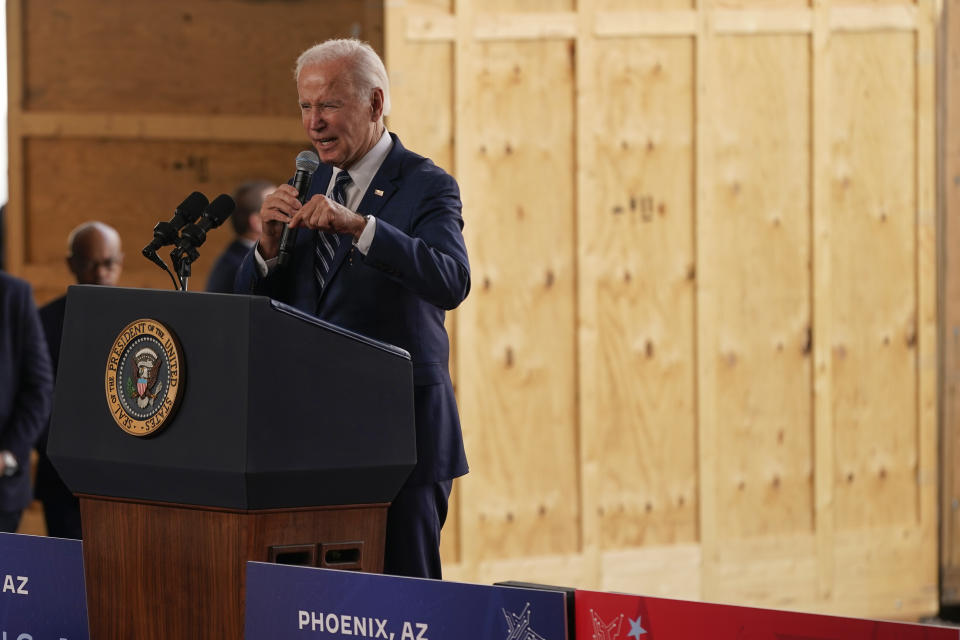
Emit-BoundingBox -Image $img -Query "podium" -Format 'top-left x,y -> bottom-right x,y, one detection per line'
47,286 -> 416,638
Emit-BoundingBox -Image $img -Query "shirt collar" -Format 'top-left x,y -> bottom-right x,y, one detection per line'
332,128 -> 392,198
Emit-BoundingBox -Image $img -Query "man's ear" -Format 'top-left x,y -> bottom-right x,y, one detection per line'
370,88 -> 384,122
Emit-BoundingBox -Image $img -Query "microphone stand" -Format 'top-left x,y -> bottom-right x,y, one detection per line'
170,246 -> 198,292
142,248 -> 181,290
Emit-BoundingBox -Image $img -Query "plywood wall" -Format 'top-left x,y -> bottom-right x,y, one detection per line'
7,0 -> 382,302
387,0 -> 940,620
8,0 -> 943,623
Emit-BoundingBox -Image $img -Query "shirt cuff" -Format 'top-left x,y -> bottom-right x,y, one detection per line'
254,242 -> 278,277
354,216 -> 376,256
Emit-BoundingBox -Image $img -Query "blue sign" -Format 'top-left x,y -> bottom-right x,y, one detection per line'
245,563 -> 568,640
0,533 -> 89,639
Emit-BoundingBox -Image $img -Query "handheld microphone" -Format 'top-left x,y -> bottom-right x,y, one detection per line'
278,150 -> 320,267
175,194 -> 236,255
142,191 -> 208,256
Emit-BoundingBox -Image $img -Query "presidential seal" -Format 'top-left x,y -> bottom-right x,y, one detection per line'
104,318 -> 184,436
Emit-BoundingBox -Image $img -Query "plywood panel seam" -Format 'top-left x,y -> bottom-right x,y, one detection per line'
452,0 -> 473,569
916,0 -> 939,566
694,0 -> 716,603
812,0 -> 835,605
406,7 -> 921,44
574,0 -> 597,587
936,0 -> 955,597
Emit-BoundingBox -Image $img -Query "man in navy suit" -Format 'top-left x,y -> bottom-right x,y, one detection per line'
236,39 -> 470,579
205,180 -> 272,293
37,221 -> 123,538
0,271 -> 54,533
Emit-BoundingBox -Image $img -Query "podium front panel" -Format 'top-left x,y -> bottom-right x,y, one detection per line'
49,286 -> 416,509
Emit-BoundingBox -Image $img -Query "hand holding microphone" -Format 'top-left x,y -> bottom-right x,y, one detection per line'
277,150 -> 320,266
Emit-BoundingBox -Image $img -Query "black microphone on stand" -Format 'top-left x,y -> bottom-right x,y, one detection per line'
278,150 -> 320,267
174,194 -> 236,256
142,191 -> 209,289
170,194 -> 236,291
142,191 -> 209,256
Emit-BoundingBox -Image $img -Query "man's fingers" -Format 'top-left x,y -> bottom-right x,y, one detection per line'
289,196 -> 335,231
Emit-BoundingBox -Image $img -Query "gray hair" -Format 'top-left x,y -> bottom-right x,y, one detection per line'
295,39 -> 391,118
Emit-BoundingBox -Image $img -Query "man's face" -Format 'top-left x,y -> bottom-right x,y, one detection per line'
297,59 -> 383,170
68,230 -> 123,286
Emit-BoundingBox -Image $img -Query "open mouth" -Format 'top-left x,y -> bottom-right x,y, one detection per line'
317,137 -> 338,147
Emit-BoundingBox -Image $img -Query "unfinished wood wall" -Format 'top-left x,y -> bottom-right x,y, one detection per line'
387,0 -> 940,621
7,0 -> 382,301
8,0 -> 943,623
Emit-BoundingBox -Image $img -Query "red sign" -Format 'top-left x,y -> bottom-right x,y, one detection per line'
575,590 -> 957,640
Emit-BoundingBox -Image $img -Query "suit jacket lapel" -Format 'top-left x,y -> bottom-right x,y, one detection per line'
316,134 -> 406,305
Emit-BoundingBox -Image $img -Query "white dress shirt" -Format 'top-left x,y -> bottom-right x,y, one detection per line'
255,128 -> 393,276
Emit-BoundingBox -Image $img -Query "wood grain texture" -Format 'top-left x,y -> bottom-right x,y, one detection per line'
915,0 -> 938,607
476,0 -> 574,13
24,138 -> 302,303
80,497 -> 386,639
827,32 -> 918,530
704,0 -> 809,9
390,0 -> 939,617
595,0 -> 694,10
581,36 -> 697,551
940,0 -> 960,604
811,0 -> 836,602
22,0 -> 381,116
457,39 -> 579,562
706,34 -> 813,540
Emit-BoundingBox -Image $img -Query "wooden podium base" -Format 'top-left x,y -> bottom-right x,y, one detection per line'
79,496 -> 388,639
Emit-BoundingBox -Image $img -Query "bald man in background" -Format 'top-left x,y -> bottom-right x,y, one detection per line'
37,221 -> 123,538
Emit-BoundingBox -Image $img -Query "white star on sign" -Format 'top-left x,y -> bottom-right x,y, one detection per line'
627,616 -> 647,639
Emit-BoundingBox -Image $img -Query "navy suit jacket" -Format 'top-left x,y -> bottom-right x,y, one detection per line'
0,273 -> 53,511
36,294 -> 69,502
236,134 -> 470,485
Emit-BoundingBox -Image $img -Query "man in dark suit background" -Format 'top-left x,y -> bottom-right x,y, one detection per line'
37,221 -> 123,538
236,38 -> 470,579
0,271 -> 54,533
205,180 -> 272,293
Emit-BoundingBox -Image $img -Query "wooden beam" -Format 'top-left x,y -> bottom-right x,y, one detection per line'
406,13 -> 456,42
18,113 -> 304,143
406,8 -> 920,44
475,12 -> 576,41
711,9 -> 813,35
916,0 -> 939,586
594,11 -> 697,38
829,6 -> 917,32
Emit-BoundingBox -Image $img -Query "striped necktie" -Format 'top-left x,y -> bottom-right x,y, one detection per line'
314,170 -> 351,291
